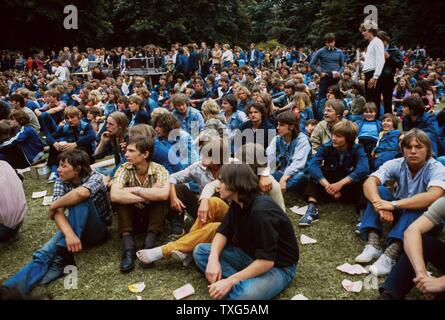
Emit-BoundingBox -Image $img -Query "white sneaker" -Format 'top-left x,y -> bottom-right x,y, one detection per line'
369,254 -> 396,277
47,172 -> 58,183
355,244 -> 382,264
171,250 -> 193,267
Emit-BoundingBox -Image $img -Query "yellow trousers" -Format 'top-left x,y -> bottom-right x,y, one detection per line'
162,197 -> 229,258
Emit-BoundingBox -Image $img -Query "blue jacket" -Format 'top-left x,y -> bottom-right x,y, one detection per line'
299,107 -> 315,132
373,130 -> 401,154
308,142 -> 369,183
154,130 -> 199,174
0,125 -> 44,165
273,94 -> 293,108
237,119 -> 276,149
47,120 -> 96,152
236,98 -> 253,113
402,112 -> 439,156
146,98 -> 158,116
248,49 -> 260,65
124,109 -> 151,127
172,107 -> 205,135
104,102 -> 117,117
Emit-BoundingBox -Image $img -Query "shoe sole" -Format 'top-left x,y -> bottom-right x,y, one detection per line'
298,219 -> 319,227
120,264 -> 135,273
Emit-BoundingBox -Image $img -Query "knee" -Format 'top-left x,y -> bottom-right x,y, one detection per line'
193,243 -> 211,261
67,200 -> 92,217
209,197 -> 228,212
376,185 -> 394,200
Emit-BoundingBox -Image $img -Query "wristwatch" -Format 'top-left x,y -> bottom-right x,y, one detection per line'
391,200 -> 398,211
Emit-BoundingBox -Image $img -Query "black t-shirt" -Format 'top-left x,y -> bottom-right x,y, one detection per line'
217,194 -> 299,268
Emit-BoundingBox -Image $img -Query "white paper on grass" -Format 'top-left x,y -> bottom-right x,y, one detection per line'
342,279 -> 363,293
42,196 -> 53,206
289,205 -> 308,216
32,190 -> 47,199
17,167 -> 31,174
336,263 -> 369,275
300,234 -> 317,244
173,283 -> 195,300
291,294 -> 309,300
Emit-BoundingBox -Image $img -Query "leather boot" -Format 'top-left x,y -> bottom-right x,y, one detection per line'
120,235 -> 135,273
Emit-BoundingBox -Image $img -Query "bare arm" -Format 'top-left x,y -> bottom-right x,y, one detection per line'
404,216 -> 435,278
110,183 -> 145,204
396,187 -> 445,211
134,183 -> 170,202
49,186 -> 91,220
363,176 -> 382,203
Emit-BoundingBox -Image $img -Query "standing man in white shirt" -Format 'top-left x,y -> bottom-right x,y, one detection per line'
360,20 -> 385,119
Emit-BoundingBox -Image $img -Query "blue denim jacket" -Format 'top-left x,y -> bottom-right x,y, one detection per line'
173,107 -> 205,136
308,142 -> 369,183
373,130 -> 401,154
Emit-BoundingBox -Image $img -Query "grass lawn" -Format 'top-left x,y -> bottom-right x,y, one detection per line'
1,172 -> 427,301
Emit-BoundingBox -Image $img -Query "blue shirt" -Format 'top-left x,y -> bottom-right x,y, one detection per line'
309,47 -> 345,75
172,107 -> 204,137
372,158 -> 445,200
358,120 -> 381,141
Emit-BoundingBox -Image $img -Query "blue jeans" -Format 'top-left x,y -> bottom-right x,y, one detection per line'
3,200 -> 107,294
193,244 -> 296,300
381,235 -> 445,299
360,186 -> 424,244
38,112 -> 59,138
272,171 -> 308,192
0,222 -> 22,243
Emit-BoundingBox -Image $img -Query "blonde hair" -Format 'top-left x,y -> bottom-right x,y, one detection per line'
293,92 -> 311,112
150,107 -> 169,124
128,124 -> 156,140
201,99 -> 221,121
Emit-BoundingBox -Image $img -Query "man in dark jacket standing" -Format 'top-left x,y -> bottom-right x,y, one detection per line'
377,31 -> 404,115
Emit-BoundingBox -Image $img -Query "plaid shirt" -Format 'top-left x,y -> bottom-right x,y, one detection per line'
113,161 -> 169,209
52,171 -> 113,226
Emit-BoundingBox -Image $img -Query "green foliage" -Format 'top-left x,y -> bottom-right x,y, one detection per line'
0,0 -> 443,57
256,39 -> 285,51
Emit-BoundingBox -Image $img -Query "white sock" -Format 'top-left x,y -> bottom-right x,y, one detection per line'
136,246 -> 164,264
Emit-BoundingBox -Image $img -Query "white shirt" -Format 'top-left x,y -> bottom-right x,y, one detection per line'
222,50 -> 234,63
363,37 -> 385,79
55,66 -> 67,81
